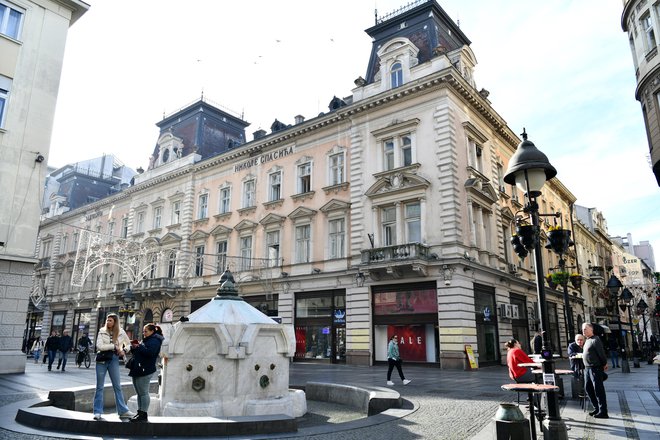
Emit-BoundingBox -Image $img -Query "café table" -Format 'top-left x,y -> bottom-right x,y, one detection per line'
501,383 -> 559,440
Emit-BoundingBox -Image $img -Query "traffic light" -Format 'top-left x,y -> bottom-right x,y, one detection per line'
511,235 -> 528,259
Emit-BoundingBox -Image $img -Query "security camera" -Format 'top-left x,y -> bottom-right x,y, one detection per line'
35,154 -> 45,163
444,280 -> 451,286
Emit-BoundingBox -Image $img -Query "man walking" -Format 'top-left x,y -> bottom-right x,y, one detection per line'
45,330 -> 60,371
582,323 -> 609,418
57,329 -> 73,372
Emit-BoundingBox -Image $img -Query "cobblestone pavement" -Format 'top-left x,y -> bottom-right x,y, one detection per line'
1,357 -> 658,439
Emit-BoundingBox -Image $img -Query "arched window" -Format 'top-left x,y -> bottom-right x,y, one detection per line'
390,62 -> 403,88
162,148 -> 170,163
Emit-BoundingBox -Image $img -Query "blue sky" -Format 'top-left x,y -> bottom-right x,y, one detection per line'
49,0 -> 659,264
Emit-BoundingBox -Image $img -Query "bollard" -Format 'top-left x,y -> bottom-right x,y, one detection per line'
494,403 -> 531,440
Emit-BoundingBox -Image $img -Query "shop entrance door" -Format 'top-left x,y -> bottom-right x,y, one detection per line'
334,327 -> 346,362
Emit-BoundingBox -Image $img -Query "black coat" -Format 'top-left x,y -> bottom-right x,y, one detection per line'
45,335 -> 60,351
58,335 -> 73,352
128,333 -> 164,378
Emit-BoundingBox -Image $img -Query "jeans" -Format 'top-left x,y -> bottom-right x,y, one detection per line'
132,373 -> 153,412
387,358 -> 405,381
47,349 -> 57,370
93,354 -> 129,415
610,350 -> 619,367
585,367 -> 607,414
57,351 -> 68,370
33,349 -> 41,363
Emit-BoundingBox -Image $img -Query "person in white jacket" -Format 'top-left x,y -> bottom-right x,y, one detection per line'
92,313 -> 134,420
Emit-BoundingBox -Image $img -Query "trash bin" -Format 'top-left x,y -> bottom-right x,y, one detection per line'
494,403 -> 531,440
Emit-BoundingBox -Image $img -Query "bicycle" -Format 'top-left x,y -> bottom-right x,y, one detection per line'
76,345 -> 91,368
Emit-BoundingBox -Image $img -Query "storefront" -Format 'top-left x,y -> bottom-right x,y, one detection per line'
71,309 -> 92,348
372,282 -> 439,364
474,284 -> 500,366
510,293 -> 530,353
294,289 -> 346,363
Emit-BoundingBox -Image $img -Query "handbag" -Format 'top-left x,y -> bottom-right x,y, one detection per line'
125,356 -> 135,369
95,350 -> 114,363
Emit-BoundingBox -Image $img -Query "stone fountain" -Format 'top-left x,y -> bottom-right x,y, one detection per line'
139,270 -> 306,418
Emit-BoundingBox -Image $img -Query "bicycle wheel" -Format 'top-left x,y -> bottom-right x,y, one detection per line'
84,353 -> 91,368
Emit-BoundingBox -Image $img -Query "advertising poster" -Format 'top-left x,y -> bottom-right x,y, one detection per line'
375,289 -> 437,315
387,325 -> 426,362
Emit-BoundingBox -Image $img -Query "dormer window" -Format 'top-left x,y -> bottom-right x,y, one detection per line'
390,62 -> 403,88
162,149 -> 170,163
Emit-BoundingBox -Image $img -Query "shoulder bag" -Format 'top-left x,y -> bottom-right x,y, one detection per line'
95,350 -> 114,363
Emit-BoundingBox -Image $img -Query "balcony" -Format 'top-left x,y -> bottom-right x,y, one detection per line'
114,278 -> 178,299
360,243 -> 433,279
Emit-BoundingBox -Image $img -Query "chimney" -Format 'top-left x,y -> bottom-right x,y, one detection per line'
253,129 -> 267,140
294,115 -> 305,124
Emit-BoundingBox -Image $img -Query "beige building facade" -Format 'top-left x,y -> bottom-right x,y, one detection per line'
32,1 -> 585,369
0,0 -> 88,373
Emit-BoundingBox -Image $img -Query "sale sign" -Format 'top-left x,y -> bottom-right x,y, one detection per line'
388,325 -> 426,362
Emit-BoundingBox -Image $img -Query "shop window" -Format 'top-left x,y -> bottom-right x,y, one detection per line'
296,296 -> 332,317
373,288 -> 437,315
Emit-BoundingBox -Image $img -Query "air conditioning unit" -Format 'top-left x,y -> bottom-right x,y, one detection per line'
511,304 -> 520,319
499,303 -> 513,319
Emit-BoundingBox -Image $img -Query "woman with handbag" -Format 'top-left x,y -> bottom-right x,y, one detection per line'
127,323 -> 164,422
92,313 -> 134,421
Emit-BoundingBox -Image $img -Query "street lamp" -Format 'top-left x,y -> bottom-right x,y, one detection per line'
504,130 -> 567,439
621,287 -> 639,368
606,275 -> 630,373
637,298 -> 651,363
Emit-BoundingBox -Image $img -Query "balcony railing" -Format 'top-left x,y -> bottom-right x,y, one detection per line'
361,243 -> 430,264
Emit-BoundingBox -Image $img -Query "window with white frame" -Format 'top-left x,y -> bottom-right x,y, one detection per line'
266,230 -> 280,267
107,222 -> 114,243
216,240 -> 227,273
153,206 -> 162,229
167,251 -> 177,278
269,171 -> 282,201
61,234 -> 68,254
0,75 -> 10,129
242,179 -> 256,208
195,245 -> 205,276
136,212 -> 145,233
73,232 -> 79,250
240,236 -> 252,270
467,138 -> 484,173
642,12 -> 656,52
171,200 -> 181,224
329,152 -> 345,185
41,239 -> 51,258
219,187 -> 231,213
0,1 -> 24,40
390,61 -> 403,88
297,162 -> 311,193
328,218 -> 345,259
382,206 -> 397,246
148,253 -> 157,278
382,134 -> 413,171
405,202 -> 421,243
121,218 -> 128,238
198,194 -> 208,219
295,224 -> 311,263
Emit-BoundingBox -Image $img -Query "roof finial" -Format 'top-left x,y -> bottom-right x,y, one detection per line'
521,128 -> 527,140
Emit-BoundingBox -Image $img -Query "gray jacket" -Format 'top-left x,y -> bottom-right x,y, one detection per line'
583,336 -> 607,368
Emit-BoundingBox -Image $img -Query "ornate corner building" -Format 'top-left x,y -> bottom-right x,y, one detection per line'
29,1 -> 590,369
622,0 -> 660,186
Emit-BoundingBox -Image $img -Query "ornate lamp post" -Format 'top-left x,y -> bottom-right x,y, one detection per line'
606,275 -> 630,373
504,130 -> 567,439
621,287 -> 640,368
637,298 -> 651,363
119,286 -> 135,330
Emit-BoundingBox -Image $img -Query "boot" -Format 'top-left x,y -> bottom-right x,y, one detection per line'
130,410 -> 148,422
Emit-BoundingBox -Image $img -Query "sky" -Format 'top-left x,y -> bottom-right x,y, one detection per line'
48,0 -> 660,267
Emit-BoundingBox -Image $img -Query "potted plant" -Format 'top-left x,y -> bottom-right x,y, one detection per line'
545,225 -> 573,254
569,273 -> 582,288
550,271 -> 570,286
545,274 -> 557,289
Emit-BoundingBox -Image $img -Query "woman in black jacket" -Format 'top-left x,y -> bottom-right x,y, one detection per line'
128,323 -> 164,422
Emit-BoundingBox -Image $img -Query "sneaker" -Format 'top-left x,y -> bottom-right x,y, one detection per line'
93,414 -> 102,421
119,411 -> 135,418
588,409 -> 599,416
403,379 -> 412,385
386,381 -> 394,386
594,412 -> 609,419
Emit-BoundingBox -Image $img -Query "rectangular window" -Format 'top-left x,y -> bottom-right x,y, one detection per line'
384,140 -> 395,170
295,224 -> 311,263
329,153 -> 345,185
382,207 -> 397,246
172,200 -> 181,224
121,218 -> 128,238
401,135 -> 412,167
42,240 -> 51,258
153,207 -> 162,229
405,202 -> 421,243
107,222 -> 114,243
136,212 -> 145,233
243,180 -> 255,208
642,13 -> 656,51
382,134 -> 413,170
266,230 -> 280,267
216,241 -> 227,274
198,194 -> 208,219
73,232 -> 79,251
269,171 -> 282,201
467,138 -> 483,172
297,162 -> 311,193
328,218 -> 345,259
61,235 -> 68,254
168,251 -> 177,278
195,245 -> 205,277
0,2 -> 24,40
0,76 -> 8,129
219,188 -> 231,213
240,236 -> 252,270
